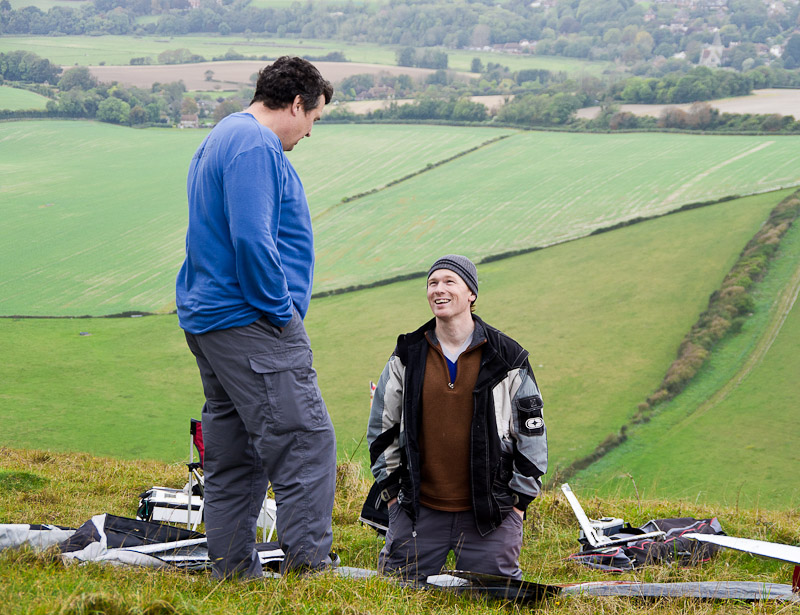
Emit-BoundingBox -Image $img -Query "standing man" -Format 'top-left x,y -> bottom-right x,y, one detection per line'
367,255 -> 547,581
176,56 -> 336,578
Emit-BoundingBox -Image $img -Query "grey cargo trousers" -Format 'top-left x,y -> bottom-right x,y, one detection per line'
184,310 -> 336,578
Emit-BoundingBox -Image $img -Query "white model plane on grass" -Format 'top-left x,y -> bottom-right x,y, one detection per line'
560,483 -> 800,599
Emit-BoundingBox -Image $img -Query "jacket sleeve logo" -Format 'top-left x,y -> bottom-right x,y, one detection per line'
525,417 -> 544,431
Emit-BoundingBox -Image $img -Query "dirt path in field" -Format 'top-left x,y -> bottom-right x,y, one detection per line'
667,256 -> 800,432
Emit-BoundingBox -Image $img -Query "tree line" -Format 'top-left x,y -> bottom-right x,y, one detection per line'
328,59 -> 800,133
5,48 -> 800,133
3,0 -> 800,70
0,54 -> 200,125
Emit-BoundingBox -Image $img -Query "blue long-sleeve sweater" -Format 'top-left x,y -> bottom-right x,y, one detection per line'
176,112 -> 314,334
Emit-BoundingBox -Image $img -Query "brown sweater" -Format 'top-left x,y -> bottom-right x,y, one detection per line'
418,333 -> 483,511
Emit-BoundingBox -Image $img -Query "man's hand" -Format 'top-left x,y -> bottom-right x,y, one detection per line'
387,497 -> 398,509
512,507 -> 524,520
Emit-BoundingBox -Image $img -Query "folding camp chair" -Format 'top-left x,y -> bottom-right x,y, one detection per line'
135,421 -> 205,528
186,419 -> 205,530
187,418 -> 277,541
139,419 -> 277,541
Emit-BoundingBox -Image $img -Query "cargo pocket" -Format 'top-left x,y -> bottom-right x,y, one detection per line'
515,395 -> 544,436
249,345 -> 327,434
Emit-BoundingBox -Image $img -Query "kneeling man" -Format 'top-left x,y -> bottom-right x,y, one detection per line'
367,255 -> 548,581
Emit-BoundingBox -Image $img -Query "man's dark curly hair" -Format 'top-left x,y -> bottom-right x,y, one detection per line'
250,56 -> 333,111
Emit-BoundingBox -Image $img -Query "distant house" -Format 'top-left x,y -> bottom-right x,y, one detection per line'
698,0 -> 728,10
666,22 -> 689,33
754,43 -> 770,57
357,85 -> 394,100
768,1 -> 787,17
180,114 -> 199,129
672,8 -> 690,24
653,0 -> 727,5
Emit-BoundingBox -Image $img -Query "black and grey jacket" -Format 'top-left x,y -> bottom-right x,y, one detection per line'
367,316 -> 547,536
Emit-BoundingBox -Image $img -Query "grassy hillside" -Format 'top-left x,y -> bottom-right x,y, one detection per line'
0,121 -> 509,316
1,191 -> 788,497
0,447 -> 798,614
0,85 -> 51,110
571,215 -> 800,509
4,121 -> 800,316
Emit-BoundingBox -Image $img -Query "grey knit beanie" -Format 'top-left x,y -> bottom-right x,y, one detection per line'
427,254 -> 478,296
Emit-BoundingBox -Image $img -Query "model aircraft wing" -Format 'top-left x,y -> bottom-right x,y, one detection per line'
685,533 -> 800,565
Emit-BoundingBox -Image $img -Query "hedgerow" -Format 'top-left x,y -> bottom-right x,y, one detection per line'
550,189 -> 800,485
641,192 -> 800,410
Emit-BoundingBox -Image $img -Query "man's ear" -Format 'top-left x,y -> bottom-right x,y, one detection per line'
290,94 -> 303,116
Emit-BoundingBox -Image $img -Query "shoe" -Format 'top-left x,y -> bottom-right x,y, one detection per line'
285,551 -> 341,577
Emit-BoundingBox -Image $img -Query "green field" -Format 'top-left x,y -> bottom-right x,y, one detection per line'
0,121 -> 511,316
290,125 -> 515,214
572,215 -> 800,509
4,121 -> 800,317
0,191 -> 787,500
0,121 -> 202,316
446,48 -> 614,75
0,34 -> 612,75
8,0 -> 89,9
0,85 -> 51,110
0,35 -> 404,67
312,132 -> 800,291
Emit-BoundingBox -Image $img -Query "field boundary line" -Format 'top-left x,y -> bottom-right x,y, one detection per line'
309,188 -> 791,300
311,133 -> 515,221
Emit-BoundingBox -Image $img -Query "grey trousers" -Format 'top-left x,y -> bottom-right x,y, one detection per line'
379,504 -> 523,581
184,310 -> 336,578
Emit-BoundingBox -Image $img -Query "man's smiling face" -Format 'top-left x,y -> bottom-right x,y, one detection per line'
426,269 -> 476,321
